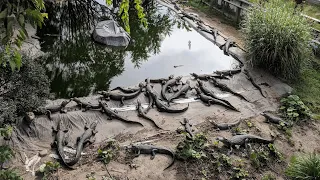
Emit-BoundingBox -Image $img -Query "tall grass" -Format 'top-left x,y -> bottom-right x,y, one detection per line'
285,153 -> 320,179
242,0 -> 313,80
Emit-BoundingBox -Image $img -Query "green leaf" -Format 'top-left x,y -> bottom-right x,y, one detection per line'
0,8 -> 8,19
9,59 -> 16,71
14,49 -> 22,70
18,14 -> 25,28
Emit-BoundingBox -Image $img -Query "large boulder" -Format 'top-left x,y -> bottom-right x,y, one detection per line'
92,20 -> 130,47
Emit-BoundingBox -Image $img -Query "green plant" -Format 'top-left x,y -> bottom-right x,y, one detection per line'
242,0 -> 313,80
286,153 -> 320,179
250,150 -> 269,168
39,161 -> 60,180
0,0 -> 47,70
176,133 -> 208,160
232,167 -> 249,179
98,140 -> 120,165
262,173 -> 276,180
86,172 -> 96,180
0,145 -> 14,164
0,169 -> 22,180
280,95 -> 311,121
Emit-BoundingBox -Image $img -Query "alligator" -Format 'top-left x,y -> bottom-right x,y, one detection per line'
180,118 -> 193,138
190,72 -> 229,80
136,99 -> 162,130
194,87 -> 239,112
197,80 -> 239,111
212,28 -> 219,42
65,121 -> 98,167
71,98 -> 101,111
151,93 -> 189,113
110,82 -> 144,93
98,85 -> 143,106
216,134 -> 274,148
148,78 -> 169,84
130,143 -> 175,170
34,100 -> 71,120
51,120 -> 74,169
215,69 -> 242,77
243,69 -> 266,98
209,78 -> 250,102
261,111 -> 290,126
210,119 -> 242,130
144,78 -> 156,114
167,80 -> 191,104
99,101 -> 143,126
219,38 -> 235,55
161,76 -> 182,101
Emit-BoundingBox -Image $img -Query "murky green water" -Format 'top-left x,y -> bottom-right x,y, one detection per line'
37,0 -> 238,98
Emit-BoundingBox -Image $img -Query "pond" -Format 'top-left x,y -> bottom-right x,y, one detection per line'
37,0 -> 238,98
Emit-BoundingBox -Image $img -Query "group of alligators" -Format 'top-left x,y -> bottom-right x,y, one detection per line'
36,68 -> 273,170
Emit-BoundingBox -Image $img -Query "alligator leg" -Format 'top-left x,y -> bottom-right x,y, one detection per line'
46,110 -> 52,120
134,150 -> 140,157
167,86 -> 173,93
173,86 -> 179,92
120,97 -> 125,106
150,149 -> 156,160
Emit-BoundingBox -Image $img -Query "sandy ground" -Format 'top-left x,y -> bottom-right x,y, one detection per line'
7,1 -> 320,180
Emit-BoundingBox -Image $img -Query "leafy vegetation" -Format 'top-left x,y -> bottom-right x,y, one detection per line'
176,133 -> 208,160
98,140 -> 120,165
38,161 -> 60,180
280,95 -> 311,122
0,0 -> 47,70
285,153 -> 320,179
242,0 -> 313,80
262,173 -> 276,180
0,169 -> 22,180
249,144 -> 282,169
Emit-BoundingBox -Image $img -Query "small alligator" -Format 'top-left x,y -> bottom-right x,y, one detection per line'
136,99 -> 162,130
71,98 -> 101,111
216,134 -> 274,147
151,93 -> 189,113
98,85 -> 143,106
219,38 -> 235,56
215,69 -> 242,77
167,80 -> 191,104
110,82 -> 144,93
34,100 -> 71,120
161,76 -> 182,101
197,80 -> 239,111
180,118 -> 193,138
148,78 -> 169,84
212,28 -> 219,42
244,69 -> 266,98
51,120 -> 74,169
194,87 -> 239,112
66,121 -> 98,167
261,111 -> 290,126
210,78 -> 250,102
130,143 -> 175,170
190,72 -> 229,80
99,101 -> 143,126
144,78 -> 156,114
210,119 -> 242,130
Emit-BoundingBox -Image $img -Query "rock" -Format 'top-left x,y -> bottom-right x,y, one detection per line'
39,150 -> 48,157
92,20 -> 131,47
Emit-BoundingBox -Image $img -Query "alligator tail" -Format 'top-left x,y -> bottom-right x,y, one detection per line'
166,103 -> 189,113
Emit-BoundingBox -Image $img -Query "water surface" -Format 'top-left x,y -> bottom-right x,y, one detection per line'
37,0 -> 238,98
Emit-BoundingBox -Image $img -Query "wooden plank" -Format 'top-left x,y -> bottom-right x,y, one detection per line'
224,0 -> 248,10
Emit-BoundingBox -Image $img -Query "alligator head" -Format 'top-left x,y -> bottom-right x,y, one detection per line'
197,79 -> 203,86
138,82 -> 145,88
90,121 -> 98,130
61,99 -> 72,107
190,73 -> 197,78
194,87 -> 201,94
216,137 -> 228,144
176,76 -> 182,81
168,74 -> 174,79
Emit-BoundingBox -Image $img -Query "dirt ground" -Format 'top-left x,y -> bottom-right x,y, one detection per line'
8,1 -> 320,180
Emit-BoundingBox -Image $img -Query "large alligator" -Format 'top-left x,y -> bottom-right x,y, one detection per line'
99,101 -> 143,126
34,100 -> 71,120
215,69 -> 242,77
151,93 -> 189,113
210,119 -> 242,130
136,99 -> 162,130
197,80 -> 239,111
65,121 -> 98,167
110,82 -> 144,93
98,85 -> 143,106
243,69 -> 266,98
51,120 -> 74,169
161,76 -> 182,101
190,72 -> 229,80
180,118 -> 193,138
209,78 -> 250,102
261,111 -> 290,126
71,98 -> 101,111
130,143 -> 175,170
194,87 -> 239,112
216,134 -> 274,148
167,80 -> 191,104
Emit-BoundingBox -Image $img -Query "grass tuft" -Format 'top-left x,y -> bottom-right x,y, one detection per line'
285,153 -> 320,179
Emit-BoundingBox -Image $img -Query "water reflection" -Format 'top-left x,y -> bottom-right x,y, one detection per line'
38,0 -> 237,98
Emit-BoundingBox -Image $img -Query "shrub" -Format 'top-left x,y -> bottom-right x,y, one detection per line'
285,153 -> 320,179
280,95 -> 311,121
176,133 -> 208,160
97,139 -> 120,165
0,169 -> 22,180
242,0 -> 313,80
